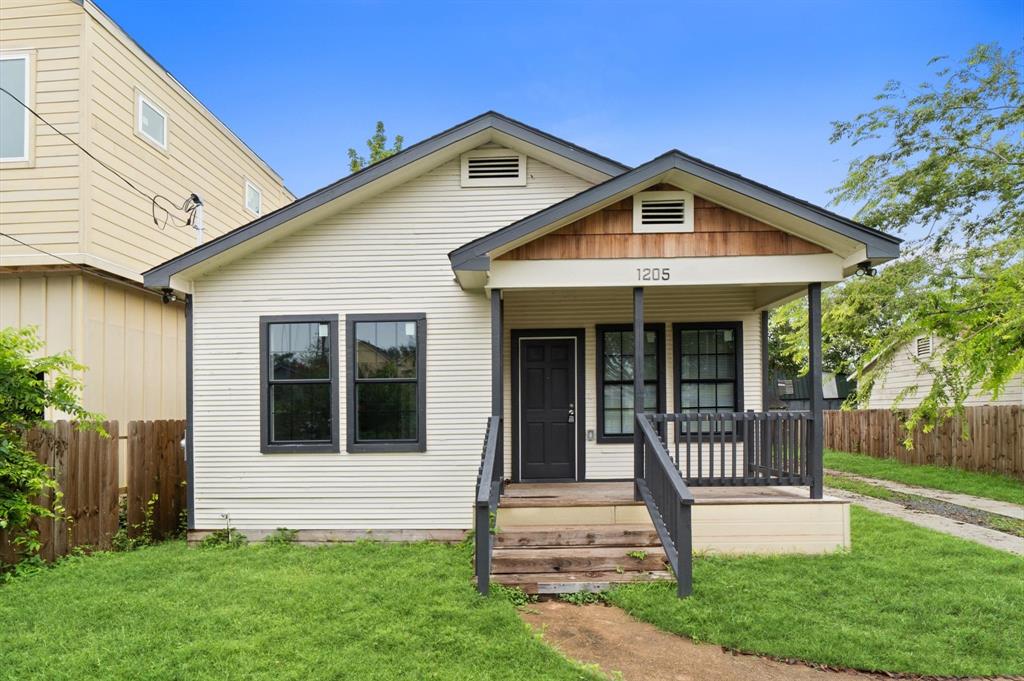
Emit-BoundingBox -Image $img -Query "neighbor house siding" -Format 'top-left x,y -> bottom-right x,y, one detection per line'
0,0 -> 84,260
190,156 -> 593,530
867,342 -> 1024,409
501,287 -> 762,480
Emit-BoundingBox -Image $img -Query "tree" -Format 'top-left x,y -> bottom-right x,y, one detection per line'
347,121 -> 404,173
775,44 -> 1023,435
0,327 -> 103,560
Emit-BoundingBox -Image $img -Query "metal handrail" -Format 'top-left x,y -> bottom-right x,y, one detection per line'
474,415 -> 502,595
635,412 -> 694,598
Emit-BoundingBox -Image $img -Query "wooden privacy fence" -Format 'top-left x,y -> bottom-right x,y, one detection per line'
1,419 -> 187,563
824,406 -> 1023,480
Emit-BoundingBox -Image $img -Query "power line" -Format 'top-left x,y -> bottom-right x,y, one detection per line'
0,85 -> 198,231
0,231 -> 161,293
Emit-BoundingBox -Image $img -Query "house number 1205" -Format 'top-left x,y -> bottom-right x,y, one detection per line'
637,267 -> 670,281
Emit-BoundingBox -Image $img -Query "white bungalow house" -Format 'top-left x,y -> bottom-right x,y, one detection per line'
143,113 -> 901,595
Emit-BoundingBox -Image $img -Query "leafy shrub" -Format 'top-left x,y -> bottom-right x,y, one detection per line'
264,528 -> 298,545
491,583 -> 535,607
199,528 -> 247,549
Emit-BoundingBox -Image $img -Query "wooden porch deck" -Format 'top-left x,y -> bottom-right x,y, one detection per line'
501,482 -> 841,507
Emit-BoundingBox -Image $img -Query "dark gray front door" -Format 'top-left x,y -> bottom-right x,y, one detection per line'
520,338 -> 576,480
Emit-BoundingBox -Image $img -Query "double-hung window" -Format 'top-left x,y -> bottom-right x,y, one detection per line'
347,314 -> 426,452
596,324 -> 664,441
0,53 -> 30,162
260,315 -> 339,453
674,322 -> 742,433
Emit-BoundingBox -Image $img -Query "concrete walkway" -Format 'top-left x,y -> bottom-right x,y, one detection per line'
825,487 -> 1024,555
825,469 -> 1024,520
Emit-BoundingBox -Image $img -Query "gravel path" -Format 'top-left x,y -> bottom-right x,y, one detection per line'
824,487 -> 1024,555
824,469 -> 1023,520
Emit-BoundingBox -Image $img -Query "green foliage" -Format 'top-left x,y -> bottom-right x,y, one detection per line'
263,527 -> 299,545
773,45 -> 1023,435
625,550 -> 648,561
609,507 -> 1024,676
558,590 -> 608,606
347,121 -> 404,173
0,327 -> 103,561
825,449 -> 1024,505
111,494 -> 159,552
199,528 -> 248,549
491,583 -> 535,607
0,541 -> 602,680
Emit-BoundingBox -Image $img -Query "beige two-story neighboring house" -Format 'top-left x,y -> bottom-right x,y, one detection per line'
0,0 -> 293,427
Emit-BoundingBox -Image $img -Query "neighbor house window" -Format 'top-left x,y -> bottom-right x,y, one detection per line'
136,92 -> 167,148
674,323 -> 742,431
260,315 -> 339,453
596,324 -> 664,441
347,314 -> 426,452
0,54 -> 30,162
245,180 -> 262,216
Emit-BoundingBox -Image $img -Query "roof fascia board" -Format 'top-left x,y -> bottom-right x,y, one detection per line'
143,112 -> 628,289
450,152 -> 901,269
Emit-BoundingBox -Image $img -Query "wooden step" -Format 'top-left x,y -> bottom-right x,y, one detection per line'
491,546 -> 668,574
493,570 -> 674,595
495,524 -> 660,548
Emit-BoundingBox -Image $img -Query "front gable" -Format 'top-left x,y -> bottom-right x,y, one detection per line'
498,185 -> 828,261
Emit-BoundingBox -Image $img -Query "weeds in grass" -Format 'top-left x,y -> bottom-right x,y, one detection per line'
491,583 -> 536,607
626,550 -> 648,561
558,591 -> 608,606
111,494 -> 158,552
263,528 -> 299,545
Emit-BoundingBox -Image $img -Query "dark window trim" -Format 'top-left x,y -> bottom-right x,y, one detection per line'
595,323 -> 665,444
346,313 -> 427,453
672,321 -> 744,436
259,314 -> 340,454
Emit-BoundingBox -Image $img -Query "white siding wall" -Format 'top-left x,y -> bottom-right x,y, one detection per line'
191,157 -> 592,530
502,287 -> 761,480
868,341 -> 1024,409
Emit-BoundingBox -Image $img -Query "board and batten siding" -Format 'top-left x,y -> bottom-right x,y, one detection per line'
0,0 -> 84,258
191,156 -> 593,530
501,287 -> 762,480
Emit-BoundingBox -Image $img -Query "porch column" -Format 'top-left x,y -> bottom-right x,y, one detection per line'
633,286 -> 644,500
491,289 -> 503,484
807,283 -> 824,499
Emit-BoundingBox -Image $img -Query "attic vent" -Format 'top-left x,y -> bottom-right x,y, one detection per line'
916,336 -> 933,357
633,190 -> 695,233
461,148 -> 527,187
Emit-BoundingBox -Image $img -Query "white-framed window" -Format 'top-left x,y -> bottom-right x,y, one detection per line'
460,148 -> 527,187
136,91 -> 167,149
245,180 -> 262,216
633,190 -> 695,233
0,53 -> 30,162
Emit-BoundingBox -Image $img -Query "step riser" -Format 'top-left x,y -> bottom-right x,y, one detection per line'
491,548 -> 667,574
495,529 -> 660,548
493,570 -> 674,595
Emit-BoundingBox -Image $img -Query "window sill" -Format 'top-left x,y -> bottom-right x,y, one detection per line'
347,442 -> 426,454
261,443 -> 339,454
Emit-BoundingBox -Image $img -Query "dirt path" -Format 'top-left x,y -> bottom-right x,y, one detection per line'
520,600 -> 876,681
824,469 -> 1023,520
824,487 -> 1024,555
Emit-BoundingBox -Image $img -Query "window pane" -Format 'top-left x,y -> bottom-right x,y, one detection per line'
619,410 -> 634,435
603,409 -> 622,436
604,332 -> 622,356
603,353 -> 622,381
680,330 -> 698,354
620,384 -> 634,410
644,353 -> 657,379
699,355 -> 717,379
620,354 -> 635,381
698,330 -> 716,354
680,355 -> 699,380
139,98 -> 166,146
604,384 -> 622,409
681,383 -> 698,410
718,329 -> 736,353
698,383 -> 717,409
246,183 -> 261,214
0,58 -> 27,159
717,383 -> 735,410
644,331 -> 658,354
356,321 -> 417,378
717,354 -> 735,379
356,382 -> 417,441
643,383 -> 658,410
270,322 -> 330,379
271,383 -> 331,442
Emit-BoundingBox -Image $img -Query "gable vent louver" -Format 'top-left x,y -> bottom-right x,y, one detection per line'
916,336 -> 933,357
633,190 -> 695,233
460,149 -> 527,187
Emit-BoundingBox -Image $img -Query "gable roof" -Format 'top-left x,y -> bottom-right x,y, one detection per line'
449,150 -> 902,271
143,111 -> 629,289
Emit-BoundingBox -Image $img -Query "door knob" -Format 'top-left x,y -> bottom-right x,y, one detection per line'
568,403 -> 575,423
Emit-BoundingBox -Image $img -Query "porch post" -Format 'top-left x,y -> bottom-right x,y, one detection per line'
807,283 -> 824,499
491,289 -> 503,485
633,286 -> 644,500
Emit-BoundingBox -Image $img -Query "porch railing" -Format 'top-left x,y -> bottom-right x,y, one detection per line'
651,411 -> 812,487
636,413 -> 694,598
474,415 -> 503,596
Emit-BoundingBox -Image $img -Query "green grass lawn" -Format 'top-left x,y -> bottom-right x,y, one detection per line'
608,506 -> 1024,677
825,449 -> 1024,505
0,541 -> 599,681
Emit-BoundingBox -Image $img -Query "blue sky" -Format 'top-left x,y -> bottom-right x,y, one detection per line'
100,0 -> 1021,215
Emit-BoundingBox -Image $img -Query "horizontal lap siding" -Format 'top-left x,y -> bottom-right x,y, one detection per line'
0,1 -> 83,259
192,158 -> 592,530
84,14 -> 291,273
502,287 -> 761,480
